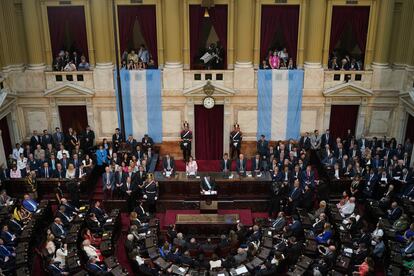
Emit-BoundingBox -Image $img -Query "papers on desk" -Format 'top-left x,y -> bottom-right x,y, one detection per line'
178,267 -> 186,273
196,176 -> 201,179
247,173 -> 252,177
106,218 -> 113,223
344,248 -> 353,254
393,176 -> 400,180
79,206 -> 86,211
235,266 -> 248,274
202,190 -> 217,195
229,174 -> 234,179
257,173 -> 262,177
165,171 -> 172,177
218,274 -> 225,276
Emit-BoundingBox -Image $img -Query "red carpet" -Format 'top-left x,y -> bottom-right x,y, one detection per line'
115,213 -> 133,274
92,177 -> 104,201
156,159 -> 253,172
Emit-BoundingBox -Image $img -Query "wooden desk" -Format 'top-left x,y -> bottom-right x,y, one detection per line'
156,171 -> 272,200
176,213 -> 239,235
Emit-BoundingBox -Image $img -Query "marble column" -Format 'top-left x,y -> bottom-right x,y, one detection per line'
372,0 -> 395,68
90,0 -> 112,68
304,0 -> 326,68
394,0 -> 414,66
0,130 -> 6,166
234,0 -> 254,89
22,0 -> 45,70
162,0 -> 183,89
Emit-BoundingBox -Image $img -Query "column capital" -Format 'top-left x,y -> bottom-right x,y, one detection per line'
372,0 -> 395,67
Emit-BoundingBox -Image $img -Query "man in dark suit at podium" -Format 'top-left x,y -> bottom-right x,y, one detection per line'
162,154 -> 175,175
236,154 -> 247,176
220,153 -> 232,176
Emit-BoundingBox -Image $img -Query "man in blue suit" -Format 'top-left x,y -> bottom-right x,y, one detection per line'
50,218 -> 66,240
288,179 -> 302,214
102,166 -> 115,200
257,135 -> 269,160
86,256 -> 109,274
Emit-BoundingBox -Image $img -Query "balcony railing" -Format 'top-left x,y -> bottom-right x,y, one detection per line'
183,70 -> 234,90
44,71 -> 94,90
324,70 -> 372,90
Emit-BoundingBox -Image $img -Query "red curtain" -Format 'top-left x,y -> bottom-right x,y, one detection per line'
0,116 -> 12,157
190,5 -> 209,69
47,6 -> 89,59
260,5 -> 299,64
405,114 -> 414,142
118,5 -> 158,66
195,105 -> 224,160
209,5 -> 228,68
329,105 -> 359,141
58,106 -> 88,134
329,6 -> 370,55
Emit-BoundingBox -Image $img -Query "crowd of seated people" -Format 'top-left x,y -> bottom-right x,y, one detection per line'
3,126 -> 96,184
261,47 -> 296,70
328,51 -> 363,71
53,50 -> 90,72
121,44 -> 157,70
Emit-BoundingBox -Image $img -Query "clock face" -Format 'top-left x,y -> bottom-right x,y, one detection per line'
203,97 -> 215,109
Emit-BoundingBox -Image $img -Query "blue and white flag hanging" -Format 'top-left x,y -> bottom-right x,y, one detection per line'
115,69 -> 163,142
257,70 -> 304,141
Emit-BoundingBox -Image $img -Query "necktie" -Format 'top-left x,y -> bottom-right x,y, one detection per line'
204,177 -> 211,190
224,160 -> 227,170
46,168 -> 49,178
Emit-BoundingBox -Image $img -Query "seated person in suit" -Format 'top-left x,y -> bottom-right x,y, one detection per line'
271,211 -> 286,232
201,176 -> 215,192
47,258 -> 69,276
53,163 -> 66,178
387,201 -> 403,222
86,256 -> 109,274
186,156 -> 198,176
56,205 -> 73,228
22,194 -> 38,213
90,201 -> 108,225
251,153 -> 263,174
39,161 -> 54,178
50,218 -> 66,240
236,153 -> 247,175
134,201 -> 150,222
86,213 -> 102,234
162,154 -> 175,176
220,153 -> 232,175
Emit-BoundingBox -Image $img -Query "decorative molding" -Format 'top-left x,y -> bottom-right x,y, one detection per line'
44,83 -> 94,97
323,82 -> 373,97
183,82 -> 235,96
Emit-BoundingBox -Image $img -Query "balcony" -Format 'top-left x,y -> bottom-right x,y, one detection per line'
324,70 -> 372,90
183,70 -> 234,90
44,71 -> 94,91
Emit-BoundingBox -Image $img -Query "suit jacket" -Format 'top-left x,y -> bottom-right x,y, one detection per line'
321,133 -> 333,148
358,138 -> 370,149
122,181 -> 137,195
51,223 -> 66,239
39,167 -> 54,178
236,159 -> 247,173
135,171 -> 147,185
141,137 -> 154,148
300,136 -> 311,151
220,159 -> 232,171
302,170 -> 315,187
251,158 -> 263,171
162,157 -> 175,171
257,140 -> 269,157
53,169 -> 66,178
83,130 -> 95,148
112,133 -> 124,146
30,135 -> 41,151
48,263 -> 66,276
52,132 -> 65,146
289,187 -> 301,201
102,172 -> 115,191
41,134 -> 53,148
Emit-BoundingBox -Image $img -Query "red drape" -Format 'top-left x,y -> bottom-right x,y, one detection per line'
118,5 -> 158,66
195,105 -> 224,160
0,116 -> 12,157
405,114 -> 414,142
329,105 -> 359,141
260,5 -> 299,64
329,6 -> 370,55
58,106 -> 88,134
47,6 -> 89,59
209,5 -> 228,68
190,5 -> 228,69
189,5 -> 205,69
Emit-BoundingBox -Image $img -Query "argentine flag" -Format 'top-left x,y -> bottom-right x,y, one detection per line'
115,69 -> 163,142
257,70 -> 304,141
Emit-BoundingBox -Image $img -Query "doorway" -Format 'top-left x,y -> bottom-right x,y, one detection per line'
329,105 -> 359,140
58,105 -> 88,133
0,116 -> 12,157
194,105 -> 224,160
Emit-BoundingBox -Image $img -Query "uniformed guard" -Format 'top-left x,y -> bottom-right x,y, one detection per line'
143,173 -> 158,214
230,123 -> 242,159
180,121 -> 192,162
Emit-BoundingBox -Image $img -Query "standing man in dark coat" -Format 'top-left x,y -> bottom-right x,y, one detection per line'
180,122 -> 192,162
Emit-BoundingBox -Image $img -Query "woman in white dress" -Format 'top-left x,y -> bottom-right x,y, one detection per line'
186,156 -> 198,176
